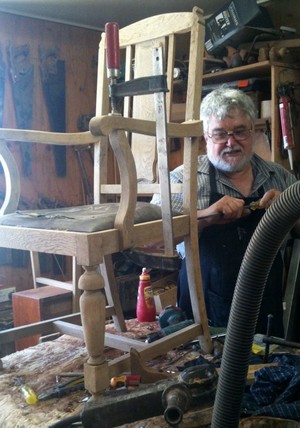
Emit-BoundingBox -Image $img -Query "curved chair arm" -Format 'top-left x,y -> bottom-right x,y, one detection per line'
89,115 -> 203,138
0,141 -> 20,215
0,129 -> 98,146
0,128 -> 99,215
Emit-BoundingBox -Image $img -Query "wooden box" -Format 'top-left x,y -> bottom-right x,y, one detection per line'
12,285 -> 72,350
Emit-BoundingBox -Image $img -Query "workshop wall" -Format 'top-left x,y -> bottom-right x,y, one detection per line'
0,12 -> 100,290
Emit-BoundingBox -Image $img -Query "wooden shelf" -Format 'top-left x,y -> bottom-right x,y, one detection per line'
202,60 -> 300,84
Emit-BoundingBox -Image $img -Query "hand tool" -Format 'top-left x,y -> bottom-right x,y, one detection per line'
146,319 -> 193,343
263,313 -> 273,363
39,47 -> 67,177
158,305 -> 187,329
110,375 -> 141,389
197,199 -> 263,220
14,376 -> 38,405
56,372 -> 84,382
8,44 -> 34,176
105,22 -> 120,114
38,375 -> 85,401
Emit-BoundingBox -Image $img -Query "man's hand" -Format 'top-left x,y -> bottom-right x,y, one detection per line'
197,195 -> 248,227
259,189 -> 281,209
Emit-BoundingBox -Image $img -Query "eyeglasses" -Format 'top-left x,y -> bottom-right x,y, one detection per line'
207,128 -> 252,144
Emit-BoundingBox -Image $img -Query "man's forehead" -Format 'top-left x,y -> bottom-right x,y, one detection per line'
210,114 -> 251,127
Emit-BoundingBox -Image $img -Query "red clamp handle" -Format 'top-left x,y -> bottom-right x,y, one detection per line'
105,22 -> 120,72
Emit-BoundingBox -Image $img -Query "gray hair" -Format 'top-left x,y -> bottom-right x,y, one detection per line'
200,86 -> 257,132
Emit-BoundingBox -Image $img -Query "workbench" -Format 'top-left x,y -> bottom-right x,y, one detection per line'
1,320 -> 299,428
0,320 -> 214,428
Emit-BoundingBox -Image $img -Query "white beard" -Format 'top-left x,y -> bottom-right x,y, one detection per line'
207,144 -> 253,173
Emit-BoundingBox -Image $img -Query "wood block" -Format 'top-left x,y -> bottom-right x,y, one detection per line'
12,285 -> 72,350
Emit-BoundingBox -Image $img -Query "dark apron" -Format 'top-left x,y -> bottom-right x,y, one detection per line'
178,162 -> 284,336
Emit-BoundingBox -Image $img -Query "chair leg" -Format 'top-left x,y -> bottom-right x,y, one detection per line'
79,265 -> 110,395
100,254 -> 127,332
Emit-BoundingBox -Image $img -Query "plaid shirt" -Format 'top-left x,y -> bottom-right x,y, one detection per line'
151,154 -> 297,258
152,153 -> 297,213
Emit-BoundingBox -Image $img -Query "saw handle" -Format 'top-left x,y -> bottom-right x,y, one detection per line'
105,22 -> 120,76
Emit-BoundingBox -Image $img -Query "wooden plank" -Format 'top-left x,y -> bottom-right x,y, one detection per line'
100,182 -> 183,195
108,323 -> 203,377
104,333 -> 146,352
53,320 -> 84,339
0,313 -> 81,344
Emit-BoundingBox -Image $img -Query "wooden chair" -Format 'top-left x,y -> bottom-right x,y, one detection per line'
0,7 -> 212,395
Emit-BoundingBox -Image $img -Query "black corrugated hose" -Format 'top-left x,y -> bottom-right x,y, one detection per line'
211,180 -> 300,428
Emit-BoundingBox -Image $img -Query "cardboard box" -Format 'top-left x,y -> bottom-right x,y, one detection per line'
152,273 -> 177,314
205,0 -> 274,56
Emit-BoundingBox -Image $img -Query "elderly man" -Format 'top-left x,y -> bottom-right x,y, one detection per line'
152,86 -> 298,336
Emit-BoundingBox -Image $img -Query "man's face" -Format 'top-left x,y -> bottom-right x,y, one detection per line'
205,111 -> 254,173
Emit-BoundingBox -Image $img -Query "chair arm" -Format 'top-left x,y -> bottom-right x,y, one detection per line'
0,129 -> 98,215
89,115 -> 203,138
0,141 -> 20,215
0,128 -> 98,146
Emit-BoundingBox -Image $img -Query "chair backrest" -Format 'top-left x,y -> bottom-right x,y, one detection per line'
0,7 -> 205,255
94,7 -> 205,202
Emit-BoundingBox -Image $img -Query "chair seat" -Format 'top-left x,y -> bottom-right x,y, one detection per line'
0,202 -> 165,233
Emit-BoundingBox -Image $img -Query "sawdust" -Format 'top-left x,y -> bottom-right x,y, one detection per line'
0,320 -> 206,427
0,335 -> 88,428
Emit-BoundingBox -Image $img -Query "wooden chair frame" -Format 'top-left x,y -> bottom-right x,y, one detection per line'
0,7 -> 212,396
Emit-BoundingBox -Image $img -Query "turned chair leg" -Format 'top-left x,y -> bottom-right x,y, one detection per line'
79,265 -> 110,395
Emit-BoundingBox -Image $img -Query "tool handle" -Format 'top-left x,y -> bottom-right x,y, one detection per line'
20,384 -> 38,405
105,22 -> 120,74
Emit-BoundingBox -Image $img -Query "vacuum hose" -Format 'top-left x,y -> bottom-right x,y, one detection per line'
211,181 -> 300,428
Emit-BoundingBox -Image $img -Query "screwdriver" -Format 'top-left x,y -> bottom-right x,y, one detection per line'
20,383 -> 38,405
110,375 -> 141,389
14,377 -> 38,405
